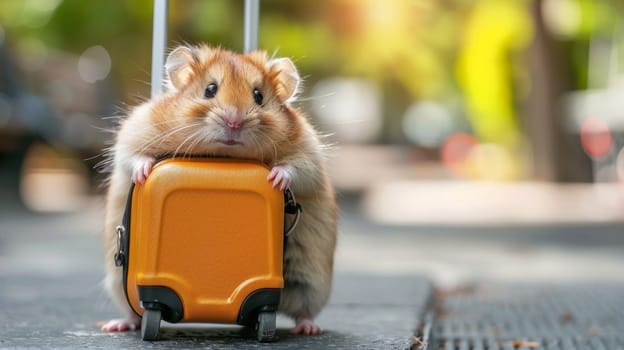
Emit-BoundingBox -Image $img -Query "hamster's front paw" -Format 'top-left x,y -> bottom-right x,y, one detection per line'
132,155 -> 155,184
267,165 -> 293,191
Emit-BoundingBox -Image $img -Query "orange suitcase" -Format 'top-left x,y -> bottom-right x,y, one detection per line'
114,158 -> 299,341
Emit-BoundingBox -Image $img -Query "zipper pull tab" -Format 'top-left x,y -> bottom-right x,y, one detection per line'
114,225 -> 126,267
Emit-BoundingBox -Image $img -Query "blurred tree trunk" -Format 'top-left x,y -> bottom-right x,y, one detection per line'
523,0 -> 592,182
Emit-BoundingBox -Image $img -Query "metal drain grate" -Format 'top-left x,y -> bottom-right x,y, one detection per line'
419,284 -> 624,350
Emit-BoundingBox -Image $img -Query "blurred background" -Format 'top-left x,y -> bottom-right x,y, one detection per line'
1,0 -> 624,286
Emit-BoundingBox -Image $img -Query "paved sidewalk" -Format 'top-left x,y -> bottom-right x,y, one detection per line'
0,198 -> 432,349
3,192 -> 624,349
0,270 -> 431,349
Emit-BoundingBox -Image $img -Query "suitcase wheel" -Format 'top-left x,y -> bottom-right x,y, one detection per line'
255,311 -> 277,342
141,309 -> 161,341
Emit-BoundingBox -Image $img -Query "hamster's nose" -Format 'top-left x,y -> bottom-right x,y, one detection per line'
224,109 -> 244,130
226,119 -> 242,130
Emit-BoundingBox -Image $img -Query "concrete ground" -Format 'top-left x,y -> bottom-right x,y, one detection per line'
338,195 -> 624,286
0,196 -> 431,349
2,187 -> 624,349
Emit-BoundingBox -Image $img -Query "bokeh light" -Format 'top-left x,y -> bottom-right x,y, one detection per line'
441,133 -> 478,177
310,78 -> 382,143
542,0 -> 582,39
17,0 -> 62,29
580,116 -> 612,158
77,45 -> 112,84
469,143 -> 517,181
19,143 -> 89,212
402,101 -> 454,147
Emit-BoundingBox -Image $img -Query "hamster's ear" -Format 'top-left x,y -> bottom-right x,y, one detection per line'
268,57 -> 300,102
165,46 -> 197,91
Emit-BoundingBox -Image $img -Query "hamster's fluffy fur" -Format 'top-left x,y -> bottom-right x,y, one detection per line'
101,45 -> 337,334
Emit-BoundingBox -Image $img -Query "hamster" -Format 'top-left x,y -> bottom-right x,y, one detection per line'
100,45 -> 337,336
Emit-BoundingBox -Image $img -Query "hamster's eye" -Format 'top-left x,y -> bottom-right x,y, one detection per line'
204,83 -> 218,98
253,88 -> 263,106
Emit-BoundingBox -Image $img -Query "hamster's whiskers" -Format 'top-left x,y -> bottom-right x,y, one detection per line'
173,128 -> 206,158
261,133 -> 278,163
246,132 -> 263,162
184,130 -> 212,158
137,122 -> 203,155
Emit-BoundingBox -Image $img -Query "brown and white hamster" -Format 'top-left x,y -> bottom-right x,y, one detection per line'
100,45 -> 337,335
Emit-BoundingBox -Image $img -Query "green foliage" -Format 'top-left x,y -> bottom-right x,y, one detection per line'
0,0 -> 621,142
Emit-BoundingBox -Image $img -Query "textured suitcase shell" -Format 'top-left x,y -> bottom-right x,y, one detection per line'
123,158 -> 284,324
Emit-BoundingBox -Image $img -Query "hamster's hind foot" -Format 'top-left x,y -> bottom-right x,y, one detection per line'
290,317 -> 322,336
99,315 -> 141,332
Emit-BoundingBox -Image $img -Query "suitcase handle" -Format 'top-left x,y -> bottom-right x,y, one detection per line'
244,0 -> 260,53
150,0 -> 260,97
151,0 -> 168,97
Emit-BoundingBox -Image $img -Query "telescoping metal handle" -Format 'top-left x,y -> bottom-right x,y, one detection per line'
244,0 -> 260,53
150,0 -> 260,96
151,0 -> 168,98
